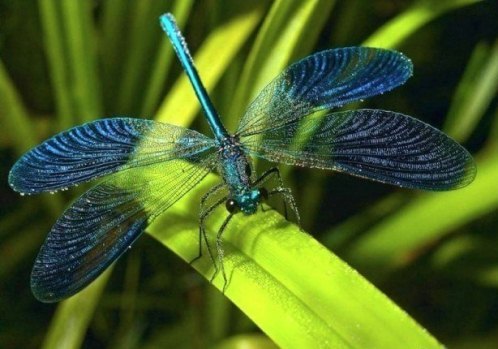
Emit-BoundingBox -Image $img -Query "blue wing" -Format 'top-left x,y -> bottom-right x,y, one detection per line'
241,109 -> 476,190
236,47 -> 412,136
30,152 -> 217,302
9,118 -> 215,194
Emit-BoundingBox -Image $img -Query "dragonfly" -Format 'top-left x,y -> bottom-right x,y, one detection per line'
9,13 -> 476,303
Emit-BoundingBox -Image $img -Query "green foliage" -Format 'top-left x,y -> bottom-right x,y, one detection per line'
1,0 -> 497,348
148,188 -> 444,348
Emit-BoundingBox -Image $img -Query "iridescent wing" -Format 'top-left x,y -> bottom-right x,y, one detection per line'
241,109 -> 476,190
236,47 -> 412,136
9,118 -> 215,194
31,152 -> 217,302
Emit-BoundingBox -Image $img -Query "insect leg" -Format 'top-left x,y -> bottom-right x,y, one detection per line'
253,167 -> 289,218
268,187 -> 302,229
213,213 -> 234,292
194,184 -> 226,268
253,167 -> 285,187
196,195 -> 227,278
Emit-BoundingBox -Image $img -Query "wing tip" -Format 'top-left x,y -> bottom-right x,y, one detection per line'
8,159 -> 63,195
29,207 -> 149,303
365,46 -> 414,85
455,154 -> 477,189
8,160 -> 33,195
31,285 -> 61,303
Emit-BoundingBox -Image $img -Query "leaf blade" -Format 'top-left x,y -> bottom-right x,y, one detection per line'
147,179 -> 445,349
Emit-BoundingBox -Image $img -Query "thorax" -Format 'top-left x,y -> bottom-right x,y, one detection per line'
217,135 -> 262,215
217,135 -> 252,193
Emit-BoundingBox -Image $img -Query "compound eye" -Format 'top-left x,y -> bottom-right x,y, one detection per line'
225,199 -> 239,213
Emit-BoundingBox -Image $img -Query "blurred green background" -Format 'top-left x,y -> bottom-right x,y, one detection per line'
1,0 -> 498,348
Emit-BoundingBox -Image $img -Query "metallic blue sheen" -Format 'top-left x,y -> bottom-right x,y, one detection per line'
8,118 -> 214,195
159,14 -> 228,140
216,135 -> 259,215
8,12 -> 476,302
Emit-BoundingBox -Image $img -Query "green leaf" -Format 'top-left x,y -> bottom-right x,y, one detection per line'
145,177 -> 444,349
100,0 -> 132,111
60,0 -> 103,123
140,0 -> 195,117
444,40 -> 498,142
0,59 -> 37,154
363,0 -> 483,48
323,193 -> 410,250
490,105 -> 498,147
114,1 -> 169,114
345,152 -> 498,277
38,0 -> 75,129
216,334 -> 278,349
0,59 -> 63,214
227,0 -> 335,131
0,225 -> 46,279
41,268 -> 112,349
